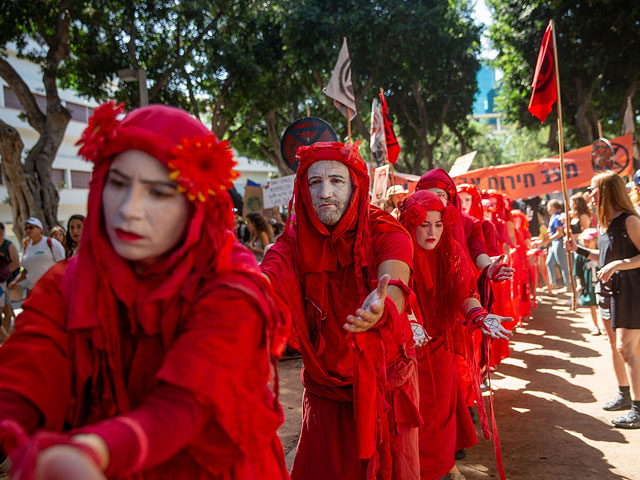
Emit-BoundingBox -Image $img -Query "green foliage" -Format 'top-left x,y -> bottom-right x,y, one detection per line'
487,0 -> 640,147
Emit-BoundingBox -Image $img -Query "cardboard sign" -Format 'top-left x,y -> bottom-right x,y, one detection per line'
452,134 -> 633,199
371,165 -> 390,207
263,174 -> 296,209
449,151 -> 477,177
242,185 -> 264,217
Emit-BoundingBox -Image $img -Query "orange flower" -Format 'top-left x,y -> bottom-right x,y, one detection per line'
168,136 -> 239,202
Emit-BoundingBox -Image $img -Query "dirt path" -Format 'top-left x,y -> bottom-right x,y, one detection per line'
277,291 -> 640,478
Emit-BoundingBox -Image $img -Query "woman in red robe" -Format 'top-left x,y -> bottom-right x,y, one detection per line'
0,103 -> 290,480
398,191 -> 512,480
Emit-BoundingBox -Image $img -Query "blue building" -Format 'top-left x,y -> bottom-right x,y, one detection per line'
472,64 -> 503,130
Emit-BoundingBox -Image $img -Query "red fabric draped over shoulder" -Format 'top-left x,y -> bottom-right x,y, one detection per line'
0,103 -> 290,479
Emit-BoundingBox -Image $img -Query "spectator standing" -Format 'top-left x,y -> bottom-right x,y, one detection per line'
50,226 -> 66,249
0,222 -> 19,341
566,171 -> 640,429
246,212 -> 273,262
8,217 -> 65,295
545,199 -> 571,290
65,214 -> 85,257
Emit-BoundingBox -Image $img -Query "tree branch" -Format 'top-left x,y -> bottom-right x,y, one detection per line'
149,8 -> 224,100
0,58 -> 46,132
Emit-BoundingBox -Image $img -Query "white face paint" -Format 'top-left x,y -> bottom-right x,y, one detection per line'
458,192 -> 473,214
426,187 -> 449,206
102,150 -> 190,266
307,160 -> 353,226
415,210 -> 444,250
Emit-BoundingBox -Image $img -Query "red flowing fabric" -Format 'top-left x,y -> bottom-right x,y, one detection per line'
416,171 -> 487,409
0,104 -> 290,479
398,191 -> 479,479
528,21 -> 557,123
261,142 -> 420,480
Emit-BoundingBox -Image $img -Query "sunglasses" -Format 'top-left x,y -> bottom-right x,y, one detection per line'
25,225 -> 37,230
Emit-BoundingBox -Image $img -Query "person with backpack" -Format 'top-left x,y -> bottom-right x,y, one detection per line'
0,222 -> 19,341
8,217 -> 65,297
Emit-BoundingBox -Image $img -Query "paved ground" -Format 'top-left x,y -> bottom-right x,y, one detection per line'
277,291 -> 640,479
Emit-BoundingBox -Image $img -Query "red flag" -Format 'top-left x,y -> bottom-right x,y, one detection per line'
528,21 -> 557,123
379,91 -> 401,164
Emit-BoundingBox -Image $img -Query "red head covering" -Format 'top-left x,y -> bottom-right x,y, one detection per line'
399,191 -> 472,351
287,141 -> 375,300
66,102 -> 288,461
482,189 -> 511,221
457,183 -> 484,221
415,168 -> 460,209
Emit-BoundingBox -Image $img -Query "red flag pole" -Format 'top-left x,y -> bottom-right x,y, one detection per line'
550,19 -> 577,310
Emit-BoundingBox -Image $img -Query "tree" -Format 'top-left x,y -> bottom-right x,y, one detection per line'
0,1 -> 81,238
488,0 -> 640,161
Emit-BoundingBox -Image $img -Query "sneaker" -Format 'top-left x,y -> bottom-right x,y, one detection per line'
612,409 -> 640,429
591,327 -> 601,336
602,392 -> 632,411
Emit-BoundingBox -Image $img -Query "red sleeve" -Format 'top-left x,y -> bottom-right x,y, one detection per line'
0,263 -> 71,431
78,384 -> 207,477
463,214 -> 488,262
482,221 -> 500,256
0,390 -> 42,433
373,230 -> 413,270
155,282 -> 284,470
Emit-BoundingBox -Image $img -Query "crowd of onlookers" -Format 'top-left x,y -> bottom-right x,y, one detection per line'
0,215 -> 84,342
234,211 -> 286,262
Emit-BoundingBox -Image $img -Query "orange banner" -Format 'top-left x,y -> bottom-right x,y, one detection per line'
451,134 -> 634,199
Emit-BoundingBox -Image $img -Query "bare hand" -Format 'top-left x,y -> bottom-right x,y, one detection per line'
480,314 -> 513,340
597,261 -> 620,283
564,236 -> 577,252
487,254 -> 514,282
344,274 -> 389,333
35,445 -> 106,480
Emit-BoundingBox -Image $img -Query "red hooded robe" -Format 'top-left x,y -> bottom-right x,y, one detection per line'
261,142 -> 421,480
0,104 -> 290,479
398,191 -> 479,480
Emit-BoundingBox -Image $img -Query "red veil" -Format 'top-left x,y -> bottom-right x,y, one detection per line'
399,190 -> 475,351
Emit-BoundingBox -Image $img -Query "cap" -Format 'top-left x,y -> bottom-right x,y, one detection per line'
386,185 -> 409,198
24,217 -> 43,230
634,169 -> 640,187
578,228 -> 598,241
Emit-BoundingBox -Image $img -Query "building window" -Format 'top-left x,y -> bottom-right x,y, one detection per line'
3,87 -> 22,110
3,87 -> 47,114
66,102 -> 88,123
51,169 -> 66,188
70,170 -> 91,189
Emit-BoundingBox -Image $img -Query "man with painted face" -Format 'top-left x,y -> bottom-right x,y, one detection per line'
262,142 -> 421,480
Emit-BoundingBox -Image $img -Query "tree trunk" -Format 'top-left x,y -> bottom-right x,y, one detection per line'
0,120 -> 33,243
573,78 -> 597,145
265,110 -> 295,176
620,81 -> 639,168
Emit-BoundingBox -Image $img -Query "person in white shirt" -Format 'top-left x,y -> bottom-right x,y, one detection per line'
8,217 -> 65,295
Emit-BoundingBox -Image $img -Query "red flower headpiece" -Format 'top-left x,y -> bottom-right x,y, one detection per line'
76,101 -> 124,164
169,136 -> 239,202
77,102 -> 238,206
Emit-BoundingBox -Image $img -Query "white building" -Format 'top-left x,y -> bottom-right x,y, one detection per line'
0,44 -> 277,233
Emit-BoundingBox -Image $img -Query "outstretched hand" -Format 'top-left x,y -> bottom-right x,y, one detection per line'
344,274 -> 390,333
480,313 -> 513,340
487,254 -> 515,282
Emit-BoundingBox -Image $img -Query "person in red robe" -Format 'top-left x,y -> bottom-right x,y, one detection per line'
0,103 -> 290,480
398,190 -> 512,480
261,141 -> 422,480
